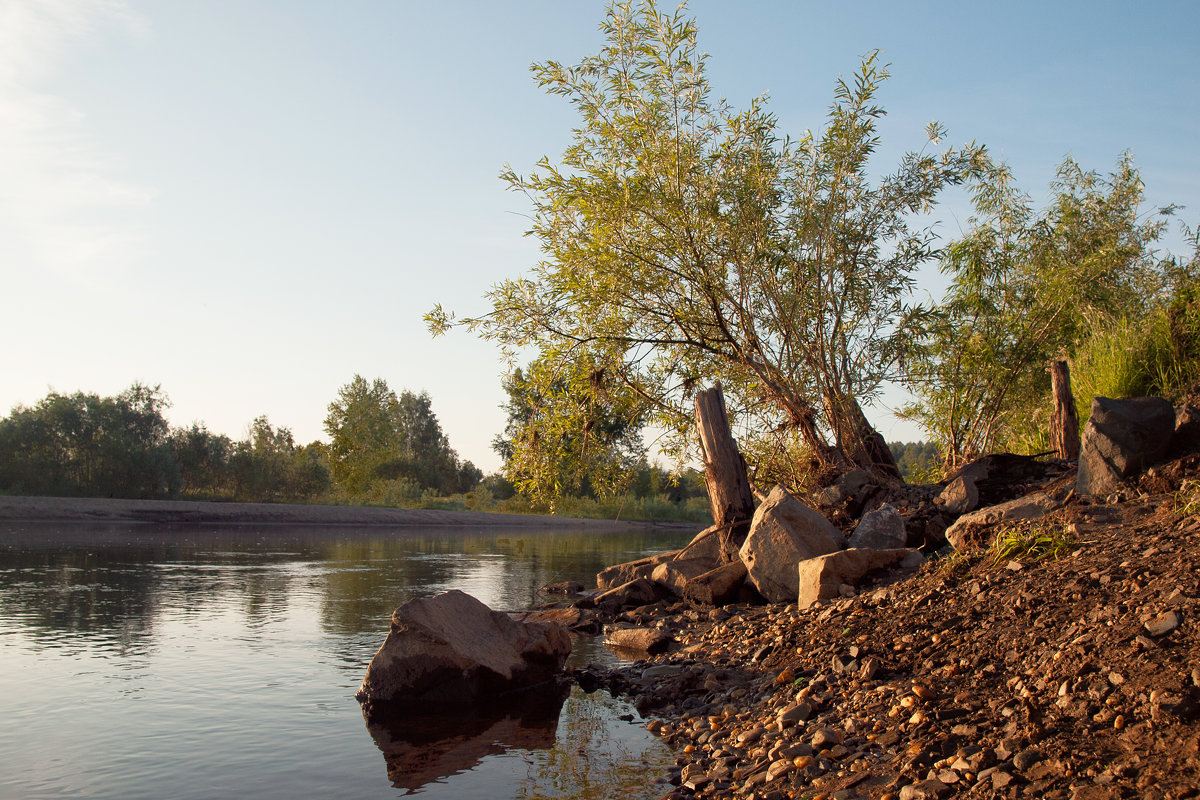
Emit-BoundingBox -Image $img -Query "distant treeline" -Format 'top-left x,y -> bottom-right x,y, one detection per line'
0,380 -> 477,503
887,441 -> 941,483
0,379 -> 713,522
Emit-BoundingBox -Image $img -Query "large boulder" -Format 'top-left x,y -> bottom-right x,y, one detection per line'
682,560 -> 750,607
1077,396 -> 1176,496
651,557 -> 714,597
739,485 -> 843,603
944,490 -> 1066,552
797,548 -> 921,609
1169,403 -> 1200,459
356,590 -> 572,713
594,524 -> 724,591
847,503 -> 906,550
937,476 -> 980,515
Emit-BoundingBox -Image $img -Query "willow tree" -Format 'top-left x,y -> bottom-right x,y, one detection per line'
428,0 -> 985,482
905,154 -> 1171,467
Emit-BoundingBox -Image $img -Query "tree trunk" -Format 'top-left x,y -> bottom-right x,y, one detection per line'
1049,360 -> 1081,460
695,384 -> 756,563
823,393 -> 901,483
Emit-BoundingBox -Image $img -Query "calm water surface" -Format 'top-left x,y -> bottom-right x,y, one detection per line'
0,522 -> 697,800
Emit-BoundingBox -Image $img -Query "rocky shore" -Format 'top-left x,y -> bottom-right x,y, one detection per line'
561,455 -> 1200,799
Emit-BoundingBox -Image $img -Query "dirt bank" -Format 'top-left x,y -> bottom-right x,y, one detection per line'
576,459 -> 1200,799
0,495 -> 683,529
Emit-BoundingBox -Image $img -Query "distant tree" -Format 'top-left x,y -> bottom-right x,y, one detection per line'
493,358 -> 646,508
429,1 -> 986,482
170,423 -> 235,497
324,375 -> 478,496
0,383 -> 177,498
229,416 -> 331,502
887,440 -> 941,482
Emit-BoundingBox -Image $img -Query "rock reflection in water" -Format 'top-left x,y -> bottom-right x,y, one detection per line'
364,681 -> 571,794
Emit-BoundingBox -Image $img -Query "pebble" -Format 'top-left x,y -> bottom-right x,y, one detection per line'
1144,610 -> 1182,637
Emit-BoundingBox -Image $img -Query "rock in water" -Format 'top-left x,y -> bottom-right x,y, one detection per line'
739,485 -> 842,603
1077,396 -> 1176,496
356,590 -> 572,714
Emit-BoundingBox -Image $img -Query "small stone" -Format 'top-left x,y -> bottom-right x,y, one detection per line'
991,770 -> 1015,789
1144,610 -> 1182,637
1012,748 -> 1042,771
1108,672 -> 1125,686
860,656 -> 882,681
899,778 -> 951,800
766,759 -> 793,781
778,701 -> 814,727
681,763 -> 710,790
779,742 -> 814,759
811,727 -> 843,748
738,726 -> 765,745
995,738 -> 1021,761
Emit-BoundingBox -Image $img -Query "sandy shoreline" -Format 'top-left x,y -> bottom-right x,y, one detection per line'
0,494 -> 691,529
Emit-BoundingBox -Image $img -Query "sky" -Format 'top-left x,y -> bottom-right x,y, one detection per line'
2,0 -> 1198,474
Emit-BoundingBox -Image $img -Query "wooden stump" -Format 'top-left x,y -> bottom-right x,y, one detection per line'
1049,360 -> 1081,460
694,384 -> 755,562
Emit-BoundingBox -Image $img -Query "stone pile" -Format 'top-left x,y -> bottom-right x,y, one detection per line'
574,456 -> 1200,798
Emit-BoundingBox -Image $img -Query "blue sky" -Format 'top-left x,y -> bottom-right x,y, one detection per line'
2,0 -> 1197,473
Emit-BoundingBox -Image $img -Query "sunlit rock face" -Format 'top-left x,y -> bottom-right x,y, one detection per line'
355,590 -> 572,714
739,485 -> 842,603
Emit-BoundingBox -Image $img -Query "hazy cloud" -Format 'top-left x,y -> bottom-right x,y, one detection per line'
0,0 -> 153,277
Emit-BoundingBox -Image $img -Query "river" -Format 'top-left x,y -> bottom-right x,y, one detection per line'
0,521 -> 697,799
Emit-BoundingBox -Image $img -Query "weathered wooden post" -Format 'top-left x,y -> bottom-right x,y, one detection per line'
694,384 -> 756,563
1049,360 -> 1081,460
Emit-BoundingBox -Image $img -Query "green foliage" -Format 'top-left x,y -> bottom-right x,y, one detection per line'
907,154 -> 1174,465
887,440 -> 942,483
0,384 -> 330,503
1174,479 -> 1200,518
230,416 -> 332,503
987,522 -> 1075,567
429,0 -> 985,480
494,359 -> 646,508
324,375 -> 480,497
1065,246 -> 1200,428
0,383 -> 179,498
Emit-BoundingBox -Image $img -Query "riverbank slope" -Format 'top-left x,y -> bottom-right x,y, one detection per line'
583,458 -> 1200,799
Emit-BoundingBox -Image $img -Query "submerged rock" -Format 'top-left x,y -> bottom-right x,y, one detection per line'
355,590 -> 572,714
364,680 -> 569,794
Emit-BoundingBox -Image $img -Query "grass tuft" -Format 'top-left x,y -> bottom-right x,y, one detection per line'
987,522 -> 1076,567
